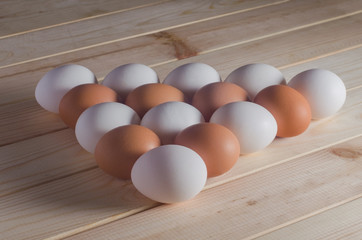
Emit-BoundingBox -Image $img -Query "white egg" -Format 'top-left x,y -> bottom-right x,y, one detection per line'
163,63 -> 221,102
210,101 -> 277,154
225,63 -> 286,101
131,145 -> 207,203
35,64 -> 97,113
288,69 -> 346,119
102,63 -> 159,100
75,102 -> 140,153
141,101 -> 205,144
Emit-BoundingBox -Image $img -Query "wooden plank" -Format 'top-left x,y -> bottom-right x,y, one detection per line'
0,0 -> 166,37
254,197 -> 362,240
0,0 -> 284,68
152,13 -> 362,81
1,13 -> 362,146
0,129 -> 93,196
1,50 -> 361,197
1,0 -> 361,106
64,136 -> 362,240
1,0 -> 361,83
0,87 -> 361,240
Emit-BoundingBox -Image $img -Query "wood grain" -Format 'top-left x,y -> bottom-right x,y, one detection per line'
0,0 -> 284,68
2,12 -> 362,146
0,0 -> 166,37
67,136 -> 362,240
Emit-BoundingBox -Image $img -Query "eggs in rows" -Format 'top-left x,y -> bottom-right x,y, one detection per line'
35,63 -> 346,203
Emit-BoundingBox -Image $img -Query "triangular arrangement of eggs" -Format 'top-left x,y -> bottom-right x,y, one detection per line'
35,63 -> 346,204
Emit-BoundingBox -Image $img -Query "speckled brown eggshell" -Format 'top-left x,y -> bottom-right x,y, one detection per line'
59,83 -> 119,129
95,125 -> 161,180
192,82 -> 248,121
254,85 -> 311,137
175,122 -> 240,178
125,83 -> 185,117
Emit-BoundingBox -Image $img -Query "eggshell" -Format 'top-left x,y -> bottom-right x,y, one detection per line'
163,63 -> 221,102
288,69 -> 346,119
59,84 -> 119,129
75,102 -> 140,153
210,101 -> 277,154
35,64 -> 97,113
102,63 -> 159,100
141,101 -> 205,144
95,125 -> 161,179
192,82 -> 248,121
125,83 -> 185,117
254,85 -> 311,137
131,145 -> 207,203
175,123 -> 240,177
225,63 -> 286,101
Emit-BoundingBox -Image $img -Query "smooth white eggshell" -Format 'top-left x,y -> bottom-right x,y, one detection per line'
288,69 -> 346,119
225,63 -> 286,101
141,101 -> 205,144
210,101 -> 277,154
163,63 -> 221,102
131,145 -> 207,203
102,63 -> 159,100
35,64 -> 97,113
75,102 -> 140,153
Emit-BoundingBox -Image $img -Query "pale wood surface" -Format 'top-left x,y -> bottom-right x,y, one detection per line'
0,0 -> 361,239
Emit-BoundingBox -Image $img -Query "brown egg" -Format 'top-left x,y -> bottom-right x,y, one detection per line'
175,123 -> 240,178
59,84 -> 119,129
254,85 -> 311,137
192,82 -> 248,121
125,83 -> 184,117
95,125 -> 161,179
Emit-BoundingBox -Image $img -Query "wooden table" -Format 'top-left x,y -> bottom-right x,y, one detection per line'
1,0 -> 362,239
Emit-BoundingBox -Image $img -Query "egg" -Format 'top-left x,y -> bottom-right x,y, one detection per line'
175,123 -> 240,177
102,63 -> 159,100
95,125 -> 161,179
210,101 -> 277,154
75,102 -> 140,153
35,64 -> 97,113
59,84 -> 119,129
163,63 -> 221,102
131,145 -> 207,203
141,101 -> 205,144
125,83 -> 185,117
225,63 -> 286,101
254,85 -> 311,137
192,82 -> 248,121
288,69 -> 346,119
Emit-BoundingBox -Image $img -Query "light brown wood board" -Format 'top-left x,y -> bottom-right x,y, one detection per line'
0,0 -> 361,239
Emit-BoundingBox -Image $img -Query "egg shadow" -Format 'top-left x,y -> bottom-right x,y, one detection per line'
1,98 -> 154,218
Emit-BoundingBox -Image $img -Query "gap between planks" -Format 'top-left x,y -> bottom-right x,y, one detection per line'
244,194 -> 362,240
0,0 -> 289,69
0,0 -> 169,40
